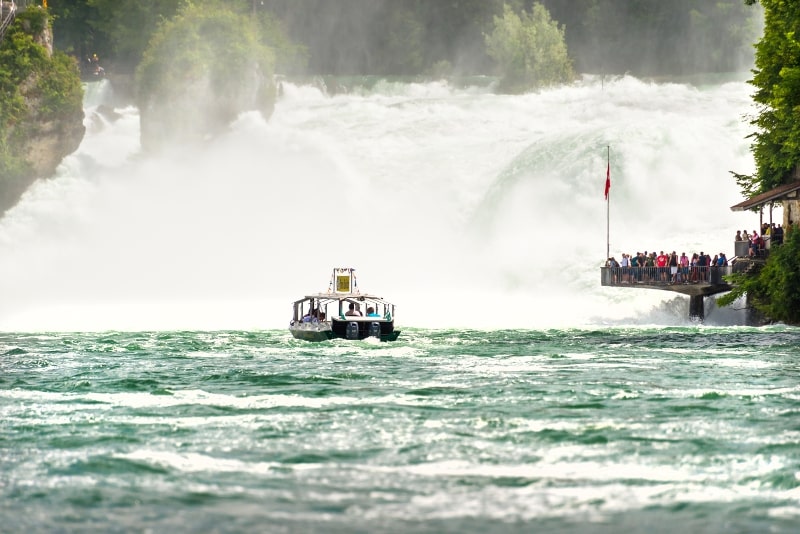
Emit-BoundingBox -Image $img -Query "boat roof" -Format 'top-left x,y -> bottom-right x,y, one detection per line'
293,293 -> 392,305
293,268 -> 394,306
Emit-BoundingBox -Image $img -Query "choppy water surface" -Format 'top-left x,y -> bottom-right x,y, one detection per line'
2,327 -> 799,533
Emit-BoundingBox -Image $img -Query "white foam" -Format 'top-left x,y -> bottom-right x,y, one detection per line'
0,76 -> 759,331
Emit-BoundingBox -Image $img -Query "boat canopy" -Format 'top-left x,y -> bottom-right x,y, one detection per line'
290,268 -> 395,321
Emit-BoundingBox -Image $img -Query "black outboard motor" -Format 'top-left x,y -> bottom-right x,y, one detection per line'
346,321 -> 360,340
368,322 -> 381,339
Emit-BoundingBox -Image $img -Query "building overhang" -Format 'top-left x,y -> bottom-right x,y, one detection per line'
730,180 -> 800,211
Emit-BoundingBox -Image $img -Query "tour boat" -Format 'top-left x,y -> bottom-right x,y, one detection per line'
289,268 -> 400,342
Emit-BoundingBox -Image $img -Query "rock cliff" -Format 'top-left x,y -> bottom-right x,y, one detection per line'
135,5 -> 275,153
0,6 -> 84,215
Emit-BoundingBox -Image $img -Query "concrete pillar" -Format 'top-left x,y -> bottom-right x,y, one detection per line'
689,295 -> 704,321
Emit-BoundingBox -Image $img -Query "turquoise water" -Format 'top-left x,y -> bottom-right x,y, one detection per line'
2,327 -> 799,532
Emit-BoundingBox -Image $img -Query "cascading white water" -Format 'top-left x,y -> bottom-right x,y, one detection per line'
0,75 -> 761,331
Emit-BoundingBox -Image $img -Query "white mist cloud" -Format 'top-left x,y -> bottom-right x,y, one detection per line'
0,76 -> 759,331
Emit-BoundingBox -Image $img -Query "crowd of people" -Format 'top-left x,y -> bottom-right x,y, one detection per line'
603,221 -> 793,286
605,250 -> 729,284
737,222 -> 784,257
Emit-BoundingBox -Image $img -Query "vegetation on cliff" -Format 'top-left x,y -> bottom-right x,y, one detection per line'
0,6 -> 84,214
485,4 -> 574,93
135,2 -> 276,151
735,0 -> 800,197
51,1 -> 760,80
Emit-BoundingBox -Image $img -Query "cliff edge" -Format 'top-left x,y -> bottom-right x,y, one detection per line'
0,6 -> 84,215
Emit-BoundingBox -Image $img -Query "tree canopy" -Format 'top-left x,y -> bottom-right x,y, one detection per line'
737,0 -> 800,196
135,1 -> 276,151
49,0 -> 760,79
485,4 -> 574,93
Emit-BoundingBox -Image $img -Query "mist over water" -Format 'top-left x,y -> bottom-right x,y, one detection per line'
0,76 -> 760,331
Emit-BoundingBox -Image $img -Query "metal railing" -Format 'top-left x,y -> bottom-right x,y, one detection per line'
600,265 -> 736,287
0,1 -> 17,42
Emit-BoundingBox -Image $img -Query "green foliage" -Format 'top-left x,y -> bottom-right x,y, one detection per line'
0,7 -> 82,202
48,0 -> 101,58
38,52 -> 84,118
739,0 -> 800,196
48,1 -> 758,78
381,7 -> 424,75
719,228 -> 800,324
485,3 -> 574,93
86,0 -> 184,72
136,2 -> 273,104
254,10 -> 307,74
15,7 -> 49,35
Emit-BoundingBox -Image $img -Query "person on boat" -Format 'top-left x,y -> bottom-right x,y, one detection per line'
366,307 -> 380,317
345,302 -> 362,317
302,309 -> 319,323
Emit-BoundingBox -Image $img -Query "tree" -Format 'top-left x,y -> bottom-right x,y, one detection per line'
135,2 -> 275,151
736,0 -> 800,197
485,3 -> 574,93
377,6 -> 424,75
76,0 -> 184,73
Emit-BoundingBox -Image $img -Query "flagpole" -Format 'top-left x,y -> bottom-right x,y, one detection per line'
606,145 -> 610,262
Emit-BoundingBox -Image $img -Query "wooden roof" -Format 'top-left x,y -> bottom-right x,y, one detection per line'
730,180 -> 800,211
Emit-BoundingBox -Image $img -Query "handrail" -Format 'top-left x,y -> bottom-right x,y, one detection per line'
0,1 -> 18,42
600,265 -> 736,287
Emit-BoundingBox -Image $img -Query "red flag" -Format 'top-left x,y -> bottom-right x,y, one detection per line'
604,162 -> 611,200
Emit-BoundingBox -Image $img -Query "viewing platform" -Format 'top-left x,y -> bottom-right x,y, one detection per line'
600,262 -> 756,320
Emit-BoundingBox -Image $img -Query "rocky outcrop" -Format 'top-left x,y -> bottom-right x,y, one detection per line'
138,64 -> 274,153
135,4 -> 275,152
16,61 -> 84,177
0,7 -> 84,215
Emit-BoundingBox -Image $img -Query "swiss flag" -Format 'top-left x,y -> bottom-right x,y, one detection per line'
604,162 -> 611,200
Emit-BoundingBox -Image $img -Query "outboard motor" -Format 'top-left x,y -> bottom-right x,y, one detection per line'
346,321 -> 360,340
368,322 -> 381,339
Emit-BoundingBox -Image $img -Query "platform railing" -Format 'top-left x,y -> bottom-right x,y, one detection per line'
600,265 -> 736,287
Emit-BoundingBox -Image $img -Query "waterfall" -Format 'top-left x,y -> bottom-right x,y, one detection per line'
0,75 -> 759,330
